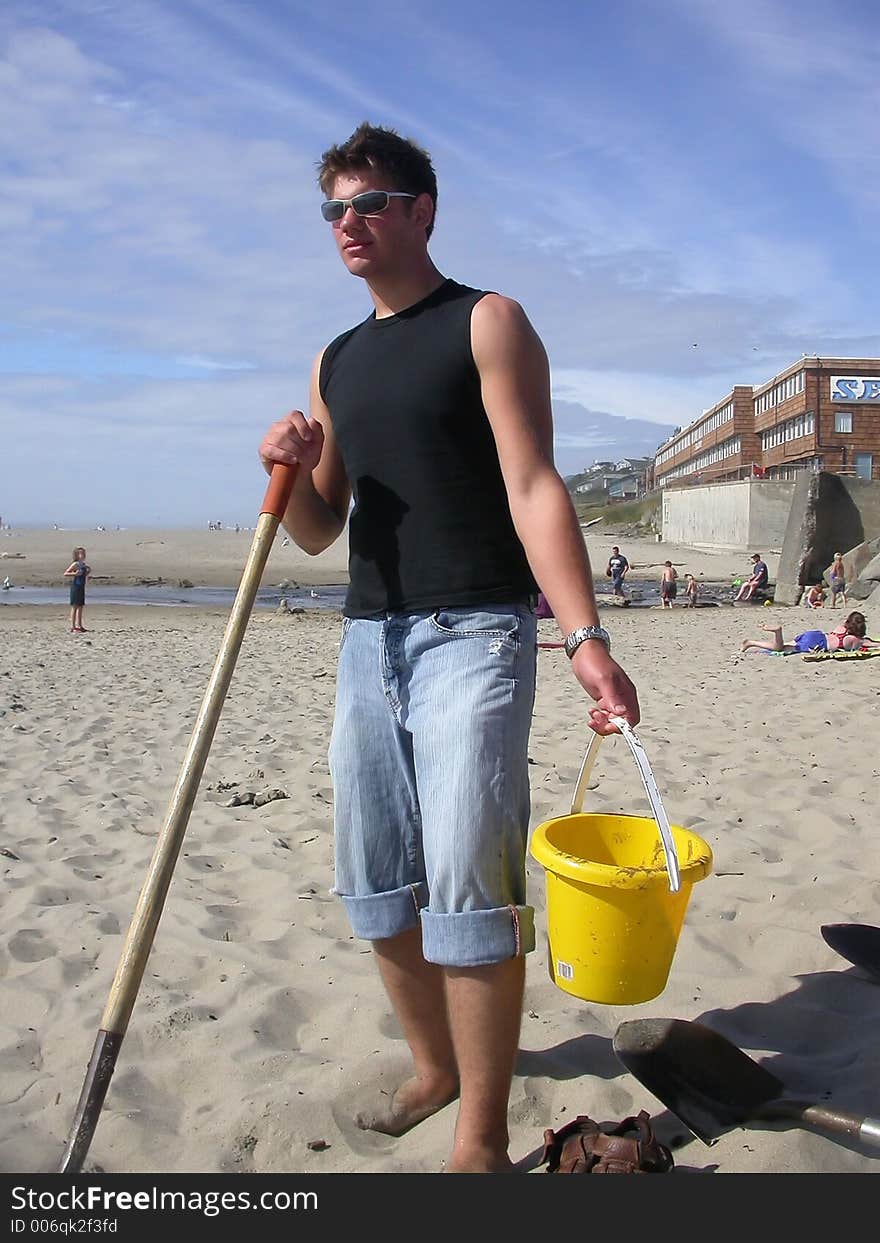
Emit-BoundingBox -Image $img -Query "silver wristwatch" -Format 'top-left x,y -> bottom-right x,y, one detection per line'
563,625 -> 612,659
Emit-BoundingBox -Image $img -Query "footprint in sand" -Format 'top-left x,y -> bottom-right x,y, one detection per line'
8,929 -> 56,962
377,1011 -> 405,1040
249,988 -> 308,1051
31,886 -> 72,908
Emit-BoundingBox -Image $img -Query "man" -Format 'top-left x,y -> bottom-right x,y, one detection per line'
734,552 -> 769,601
258,123 -> 639,1173
606,545 -> 630,597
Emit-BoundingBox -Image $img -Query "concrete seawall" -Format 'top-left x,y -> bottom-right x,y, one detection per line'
661,479 -> 795,550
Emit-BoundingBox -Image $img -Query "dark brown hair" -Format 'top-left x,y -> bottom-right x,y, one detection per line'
843,611 -> 866,638
317,122 -> 437,238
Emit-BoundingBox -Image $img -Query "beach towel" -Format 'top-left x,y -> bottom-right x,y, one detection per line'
802,648 -> 880,662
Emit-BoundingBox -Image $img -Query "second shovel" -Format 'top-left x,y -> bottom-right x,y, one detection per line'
613,1017 -> 880,1149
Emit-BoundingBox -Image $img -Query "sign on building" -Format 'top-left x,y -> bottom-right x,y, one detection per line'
830,376 -> 880,401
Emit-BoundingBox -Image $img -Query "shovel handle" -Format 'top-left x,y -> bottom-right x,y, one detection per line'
260,461 -> 298,519
763,1100 -> 880,1147
59,461 -> 298,1173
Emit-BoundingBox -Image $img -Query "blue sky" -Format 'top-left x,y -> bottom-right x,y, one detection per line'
2,0 -> 878,525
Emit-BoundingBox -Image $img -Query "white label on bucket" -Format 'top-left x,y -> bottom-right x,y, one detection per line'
556,960 -> 574,981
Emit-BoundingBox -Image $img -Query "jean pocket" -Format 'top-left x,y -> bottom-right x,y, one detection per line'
429,606 -> 521,646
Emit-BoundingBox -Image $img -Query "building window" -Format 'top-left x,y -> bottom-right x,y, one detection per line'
834,411 -> 853,433
855,454 -> 873,480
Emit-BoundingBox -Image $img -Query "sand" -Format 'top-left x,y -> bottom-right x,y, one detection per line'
0,525 -> 350,590
1,531 -> 878,1176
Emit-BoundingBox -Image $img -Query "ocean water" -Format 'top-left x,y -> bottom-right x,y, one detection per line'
0,582 -> 725,611
0,583 -> 348,610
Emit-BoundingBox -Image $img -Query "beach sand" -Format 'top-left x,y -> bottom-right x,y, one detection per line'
1,531 -> 878,1175
0,525 -> 351,590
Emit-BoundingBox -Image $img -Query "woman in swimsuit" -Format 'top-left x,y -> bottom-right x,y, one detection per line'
740,611 -> 877,655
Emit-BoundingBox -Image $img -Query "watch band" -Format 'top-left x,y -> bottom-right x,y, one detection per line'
563,625 -> 612,659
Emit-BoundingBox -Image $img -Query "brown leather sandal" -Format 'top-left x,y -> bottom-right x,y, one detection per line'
540,1109 -> 674,1173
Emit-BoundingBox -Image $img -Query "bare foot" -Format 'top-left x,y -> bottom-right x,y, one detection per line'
355,1073 -> 459,1137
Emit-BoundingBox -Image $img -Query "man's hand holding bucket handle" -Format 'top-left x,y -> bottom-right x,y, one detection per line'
571,643 -> 641,737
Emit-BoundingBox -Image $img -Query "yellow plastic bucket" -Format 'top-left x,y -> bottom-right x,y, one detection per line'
530,724 -> 713,1005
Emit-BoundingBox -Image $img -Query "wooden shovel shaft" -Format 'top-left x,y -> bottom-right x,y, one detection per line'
762,1100 -> 880,1147
59,465 -> 297,1173
101,508 -> 280,1034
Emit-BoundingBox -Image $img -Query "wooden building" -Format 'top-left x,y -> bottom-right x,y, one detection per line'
654,358 -> 880,489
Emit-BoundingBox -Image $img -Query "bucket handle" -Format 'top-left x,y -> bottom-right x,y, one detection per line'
570,719 -> 682,893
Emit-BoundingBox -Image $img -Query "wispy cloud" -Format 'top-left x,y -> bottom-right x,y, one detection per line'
175,354 -> 257,372
1,0 -> 877,523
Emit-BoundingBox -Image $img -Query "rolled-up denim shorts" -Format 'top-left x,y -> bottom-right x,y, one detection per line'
328,602 -> 538,967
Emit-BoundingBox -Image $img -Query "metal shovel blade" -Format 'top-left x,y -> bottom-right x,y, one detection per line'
613,1018 -> 782,1144
613,1017 -> 880,1150
821,923 -> 880,982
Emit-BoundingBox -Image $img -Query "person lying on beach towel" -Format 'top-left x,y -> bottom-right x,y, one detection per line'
825,611 -> 878,651
740,611 -> 878,656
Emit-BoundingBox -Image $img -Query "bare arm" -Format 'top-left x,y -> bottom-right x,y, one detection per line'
471,294 -> 639,733
258,350 -> 351,555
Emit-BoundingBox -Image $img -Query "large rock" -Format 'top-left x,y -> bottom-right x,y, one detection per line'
776,473 -> 880,605
857,551 -> 880,582
826,539 -> 880,600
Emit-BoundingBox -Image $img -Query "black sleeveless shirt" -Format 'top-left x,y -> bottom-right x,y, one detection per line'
319,278 -> 537,618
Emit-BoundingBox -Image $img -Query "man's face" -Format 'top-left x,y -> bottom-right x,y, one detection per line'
327,170 -> 424,279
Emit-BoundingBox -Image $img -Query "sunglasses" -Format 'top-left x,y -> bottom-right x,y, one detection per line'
320,190 -> 416,223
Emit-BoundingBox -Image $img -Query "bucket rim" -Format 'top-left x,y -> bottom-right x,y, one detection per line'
529,811 -> 713,890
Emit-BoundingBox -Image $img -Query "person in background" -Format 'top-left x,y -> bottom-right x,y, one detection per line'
734,552 -> 769,602
684,573 -> 699,608
257,122 -> 639,1174
660,561 -> 677,609
804,583 -> 825,609
741,611 -> 877,655
535,590 -> 554,619
63,546 -> 91,633
829,553 -> 847,608
606,546 -> 630,598
827,611 -> 877,651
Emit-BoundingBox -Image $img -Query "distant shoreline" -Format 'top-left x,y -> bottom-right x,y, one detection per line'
1,525 -> 779,596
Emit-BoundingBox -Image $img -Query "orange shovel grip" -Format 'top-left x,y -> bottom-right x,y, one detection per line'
260,462 -> 299,519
